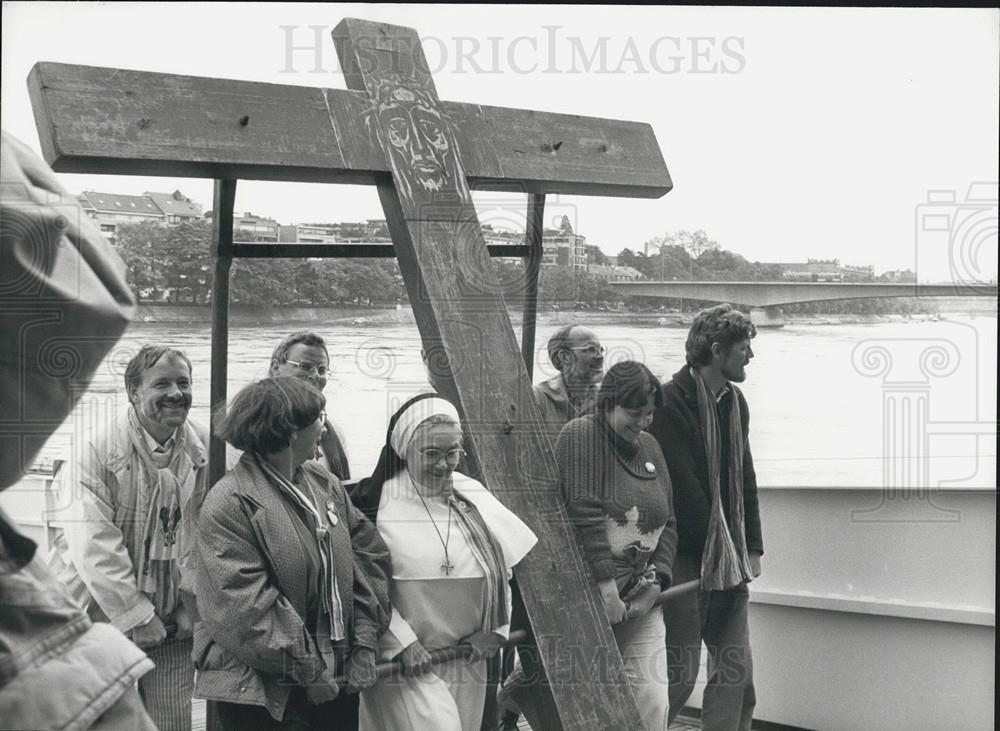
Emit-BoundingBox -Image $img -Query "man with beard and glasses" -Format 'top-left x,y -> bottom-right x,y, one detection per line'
51,344 -> 209,731
496,325 -> 607,728
532,325 -> 606,444
648,304 -> 763,731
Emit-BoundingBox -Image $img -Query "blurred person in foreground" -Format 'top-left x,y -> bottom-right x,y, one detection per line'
0,129 -> 155,729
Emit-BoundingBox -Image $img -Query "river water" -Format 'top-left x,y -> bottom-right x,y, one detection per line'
32,313 -> 997,491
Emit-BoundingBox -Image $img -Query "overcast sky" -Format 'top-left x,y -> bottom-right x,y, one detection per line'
3,3 -> 998,279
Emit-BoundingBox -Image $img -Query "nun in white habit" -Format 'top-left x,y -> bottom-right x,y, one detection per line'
354,394 -> 537,731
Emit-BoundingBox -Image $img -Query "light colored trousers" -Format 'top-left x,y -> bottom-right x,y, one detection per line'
138,637 -> 194,731
612,607 -> 670,731
503,608 -> 669,731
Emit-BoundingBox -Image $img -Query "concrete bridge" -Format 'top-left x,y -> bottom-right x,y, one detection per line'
608,281 -> 999,326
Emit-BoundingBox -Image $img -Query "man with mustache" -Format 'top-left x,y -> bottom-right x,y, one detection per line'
532,325 -> 606,443
54,344 -> 209,731
648,304 -> 764,731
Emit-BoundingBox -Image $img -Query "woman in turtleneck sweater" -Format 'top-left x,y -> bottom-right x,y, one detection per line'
556,360 -> 677,731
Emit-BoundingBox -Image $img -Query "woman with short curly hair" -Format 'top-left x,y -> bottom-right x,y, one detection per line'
194,377 -> 391,730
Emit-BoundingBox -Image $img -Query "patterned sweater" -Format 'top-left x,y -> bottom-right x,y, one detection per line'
555,415 -> 677,590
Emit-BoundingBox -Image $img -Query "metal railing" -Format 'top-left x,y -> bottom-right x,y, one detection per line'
334,578 -> 701,684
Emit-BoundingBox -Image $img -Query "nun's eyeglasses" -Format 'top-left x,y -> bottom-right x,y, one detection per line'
416,447 -> 466,464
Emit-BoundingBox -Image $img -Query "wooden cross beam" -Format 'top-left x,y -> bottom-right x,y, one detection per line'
28,19 -> 672,729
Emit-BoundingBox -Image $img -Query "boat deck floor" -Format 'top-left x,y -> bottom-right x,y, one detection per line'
192,697 -> 704,730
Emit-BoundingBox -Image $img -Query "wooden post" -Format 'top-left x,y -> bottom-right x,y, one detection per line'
209,179 -> 236,486
521,193 -> 545,379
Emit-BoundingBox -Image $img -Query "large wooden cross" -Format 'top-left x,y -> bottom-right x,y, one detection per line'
29,18 -> 672,729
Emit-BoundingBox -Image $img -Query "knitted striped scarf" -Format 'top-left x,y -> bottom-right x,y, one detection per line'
256,456 -> 347,641
449,486 -> 510,632
126,407 -> 199,619
692,368 -> 754,591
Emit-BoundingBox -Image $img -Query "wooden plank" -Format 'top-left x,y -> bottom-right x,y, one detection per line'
229,243 -> 530,258
27,61 -> 672,198
333,18 -> 643,730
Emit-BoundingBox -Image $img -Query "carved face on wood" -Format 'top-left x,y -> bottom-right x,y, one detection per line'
368,79 -> 466,202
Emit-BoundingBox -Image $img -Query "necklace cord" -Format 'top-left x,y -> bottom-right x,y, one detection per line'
413,480 -> 454,574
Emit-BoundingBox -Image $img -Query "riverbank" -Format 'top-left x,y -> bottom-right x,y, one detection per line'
132,300 -> 994,328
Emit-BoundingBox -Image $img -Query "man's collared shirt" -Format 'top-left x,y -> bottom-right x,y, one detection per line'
689,367 -> 730,403
141,425 -> 177,467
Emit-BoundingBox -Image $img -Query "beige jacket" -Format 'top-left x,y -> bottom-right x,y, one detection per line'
532,375 -> 598,445
50,411 -> 209,634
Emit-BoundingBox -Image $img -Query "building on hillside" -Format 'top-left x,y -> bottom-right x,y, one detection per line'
541,219 -> 588,269
233,212 -> 280,241
296,220 -> 393,243
878,269 -> 917,283
144,190 -> 203,223
478,222 -> 588,266
77,190 -> 203,240
77,191 -> 168,240
481,224 -> 527,253
779,260 -> 842,281
762,259 -> 873,282
839,263 -> 875,281
284,224 -> 339,244
585,264 -> 644,282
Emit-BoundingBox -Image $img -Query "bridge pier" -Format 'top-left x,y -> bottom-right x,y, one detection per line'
750,306 -> 785,328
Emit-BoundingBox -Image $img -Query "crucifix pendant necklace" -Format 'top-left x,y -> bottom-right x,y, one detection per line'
415,488 -> 454,575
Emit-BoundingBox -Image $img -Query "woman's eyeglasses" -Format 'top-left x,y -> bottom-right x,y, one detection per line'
285,359 -> 328,377
416,447 -> 466,464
